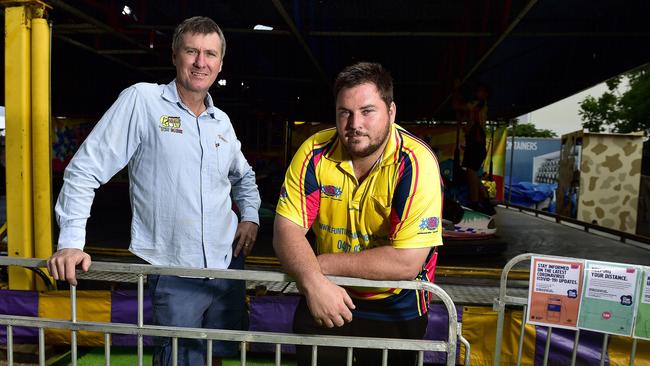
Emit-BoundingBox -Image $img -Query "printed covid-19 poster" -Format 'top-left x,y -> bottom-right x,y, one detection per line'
527,257 -> 584,329
578,261 -> 640,336
634,268 -> 650,340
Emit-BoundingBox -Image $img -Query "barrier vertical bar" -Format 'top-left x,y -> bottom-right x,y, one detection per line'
137,274 -> 144,366
381,349 -> 388,366
599,334 -> 608,366
71,285 -> 77,366
493,299 -> 506,366
104,333 -> 111,366
516,305 -> 527,366
459,333 -> 471,366
206,340 -> 212,366
418,351 -> 424,366
38,327 -> 45,366
241,341 -> 247,365
629,338 -> 637,366
275,343 -> 281,366
494,253 -> 533,366
346,347 -> 353,366
7,325 -> 13,365
311,345 -> 317,366
570,329 -> 580,366
172,337 -> 178,366
542,327 -> 552,366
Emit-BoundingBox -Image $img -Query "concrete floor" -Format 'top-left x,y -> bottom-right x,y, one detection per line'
485,206 -> 650,267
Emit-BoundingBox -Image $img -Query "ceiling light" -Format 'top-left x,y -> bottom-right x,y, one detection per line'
253,24 -> 274,31
122,5 -> 132,15
218,79 -> 227,86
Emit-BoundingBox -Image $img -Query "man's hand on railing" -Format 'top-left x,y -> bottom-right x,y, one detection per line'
302,273 -> 356,328
46,248 -> 92,286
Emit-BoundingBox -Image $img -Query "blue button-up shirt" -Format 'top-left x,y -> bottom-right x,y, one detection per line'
55,80 -> 261,269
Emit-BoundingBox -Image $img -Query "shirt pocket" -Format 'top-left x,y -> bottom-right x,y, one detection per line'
214,138 -> 233,176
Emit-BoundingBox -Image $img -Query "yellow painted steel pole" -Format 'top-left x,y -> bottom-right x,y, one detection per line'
31,16 -> 54,290
5,4 -> 35,289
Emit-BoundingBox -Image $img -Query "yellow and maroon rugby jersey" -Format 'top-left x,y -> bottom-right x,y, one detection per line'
276,123 -> 443,320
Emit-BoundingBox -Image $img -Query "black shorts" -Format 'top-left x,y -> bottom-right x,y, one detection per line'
292,297 -> 428,366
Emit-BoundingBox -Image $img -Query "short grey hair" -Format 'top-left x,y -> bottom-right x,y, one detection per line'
172,16 -> 226,59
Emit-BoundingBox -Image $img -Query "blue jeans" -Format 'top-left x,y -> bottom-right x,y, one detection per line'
149,253 -> 247,366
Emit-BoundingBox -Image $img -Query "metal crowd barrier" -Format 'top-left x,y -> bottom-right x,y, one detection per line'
0,257 -> 469,366
492,253 -> 642,366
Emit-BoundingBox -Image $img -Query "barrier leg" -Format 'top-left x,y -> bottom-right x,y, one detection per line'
493,301 -> 506,366
241,341 -> 247,365
206,340 -> 212,366
38,327 -> 45,366
516,305 -> 527,366
570,329 -> 580,366
542,327 -> 552,366
172,337 -> 178,366
599,334 -> 608,366
137,274 -> 144,366
71,286 -> 77,366
7,325 -> 13,365
104,333 -> 111,366
629,338 -> 637,366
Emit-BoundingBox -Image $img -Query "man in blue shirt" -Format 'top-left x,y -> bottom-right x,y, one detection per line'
47,16 -> 261,366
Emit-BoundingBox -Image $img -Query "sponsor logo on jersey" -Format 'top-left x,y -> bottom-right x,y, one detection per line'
419,217 -> 439,231
321,185 -> 342,198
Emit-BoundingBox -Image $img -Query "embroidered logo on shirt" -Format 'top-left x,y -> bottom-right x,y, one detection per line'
160,116 -> 183,134
321,185 -> 342,199
419,217 -> 439,231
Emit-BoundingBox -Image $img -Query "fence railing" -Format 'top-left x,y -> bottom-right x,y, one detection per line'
0,256 -> 469,366
492,253 -> 643,366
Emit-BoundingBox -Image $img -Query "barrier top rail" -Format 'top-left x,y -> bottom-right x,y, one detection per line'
0,256 -> 466,366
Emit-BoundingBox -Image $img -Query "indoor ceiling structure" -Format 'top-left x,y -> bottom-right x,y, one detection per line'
2,0 -> 650,123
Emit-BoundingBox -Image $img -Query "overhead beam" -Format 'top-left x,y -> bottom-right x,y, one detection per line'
54,34 -> 153,77
48,0 -> 153,53
270,0 -> 330,88
97,49 -> 149,55
67,23 -> 650,39
433,0 -> 539,116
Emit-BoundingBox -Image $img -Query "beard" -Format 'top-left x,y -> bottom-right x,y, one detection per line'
341,122 -> 391,159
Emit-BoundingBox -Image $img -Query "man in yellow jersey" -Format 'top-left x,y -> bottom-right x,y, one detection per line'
274,62 -> 443,365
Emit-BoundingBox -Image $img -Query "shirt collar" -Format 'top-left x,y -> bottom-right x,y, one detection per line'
326,123 -> 402,166
162,79 -> 216,116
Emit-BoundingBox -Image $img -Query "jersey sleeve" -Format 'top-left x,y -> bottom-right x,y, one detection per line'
275,137 -> 321,229
389,145 -> 443,249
